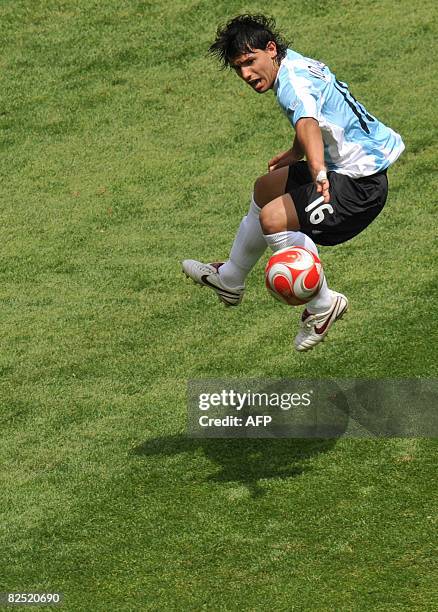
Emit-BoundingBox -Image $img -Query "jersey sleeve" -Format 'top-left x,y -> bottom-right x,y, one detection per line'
277,73 -> 321,128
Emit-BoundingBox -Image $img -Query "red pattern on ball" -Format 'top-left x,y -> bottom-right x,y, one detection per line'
265,246 -> 324,306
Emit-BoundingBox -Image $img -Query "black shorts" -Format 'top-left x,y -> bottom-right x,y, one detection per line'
285,161 -> 389,246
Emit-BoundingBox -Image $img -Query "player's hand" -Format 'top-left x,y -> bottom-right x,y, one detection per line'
268,149 -> 299,173
315,170 -> 330,203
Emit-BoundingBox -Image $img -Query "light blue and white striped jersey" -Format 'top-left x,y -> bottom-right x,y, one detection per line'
274,49 -> 405,177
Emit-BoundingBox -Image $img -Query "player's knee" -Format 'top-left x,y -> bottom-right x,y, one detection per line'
260,203 -> 285,234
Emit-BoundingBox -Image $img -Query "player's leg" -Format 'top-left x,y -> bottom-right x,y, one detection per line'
266,170 -> 389,349
182,167 -> 289,306
260,193 -> 333,313
260,193 -> 348,351
217,166 -> 290,287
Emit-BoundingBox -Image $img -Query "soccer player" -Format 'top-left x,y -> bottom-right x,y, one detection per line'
182,14 -> 404,351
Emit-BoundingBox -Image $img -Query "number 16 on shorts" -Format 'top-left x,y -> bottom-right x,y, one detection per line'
305,195 -> 334,225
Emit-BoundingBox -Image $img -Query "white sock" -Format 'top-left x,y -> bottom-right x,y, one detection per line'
264,230 -> 332,313
219,195 -> 267,288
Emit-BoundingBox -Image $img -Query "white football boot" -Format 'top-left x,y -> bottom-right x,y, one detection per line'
182,260 -> 244,307
294,290 -> 348,352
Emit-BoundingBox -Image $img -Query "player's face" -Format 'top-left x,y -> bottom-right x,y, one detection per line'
231,42 -> 279,93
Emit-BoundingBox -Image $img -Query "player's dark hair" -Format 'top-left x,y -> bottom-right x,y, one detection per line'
208,14 -> 289,69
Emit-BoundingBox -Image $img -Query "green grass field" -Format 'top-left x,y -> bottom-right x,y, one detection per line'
1,1 -> 437,610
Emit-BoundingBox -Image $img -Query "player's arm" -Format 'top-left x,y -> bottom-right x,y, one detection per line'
268,135 -> 304,173
295,117 -> 330,203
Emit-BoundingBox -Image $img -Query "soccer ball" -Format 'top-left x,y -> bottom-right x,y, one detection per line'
265,246 -> 324,305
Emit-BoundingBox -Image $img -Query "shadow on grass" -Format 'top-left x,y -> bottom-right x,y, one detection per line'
132,436 -> 337,497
